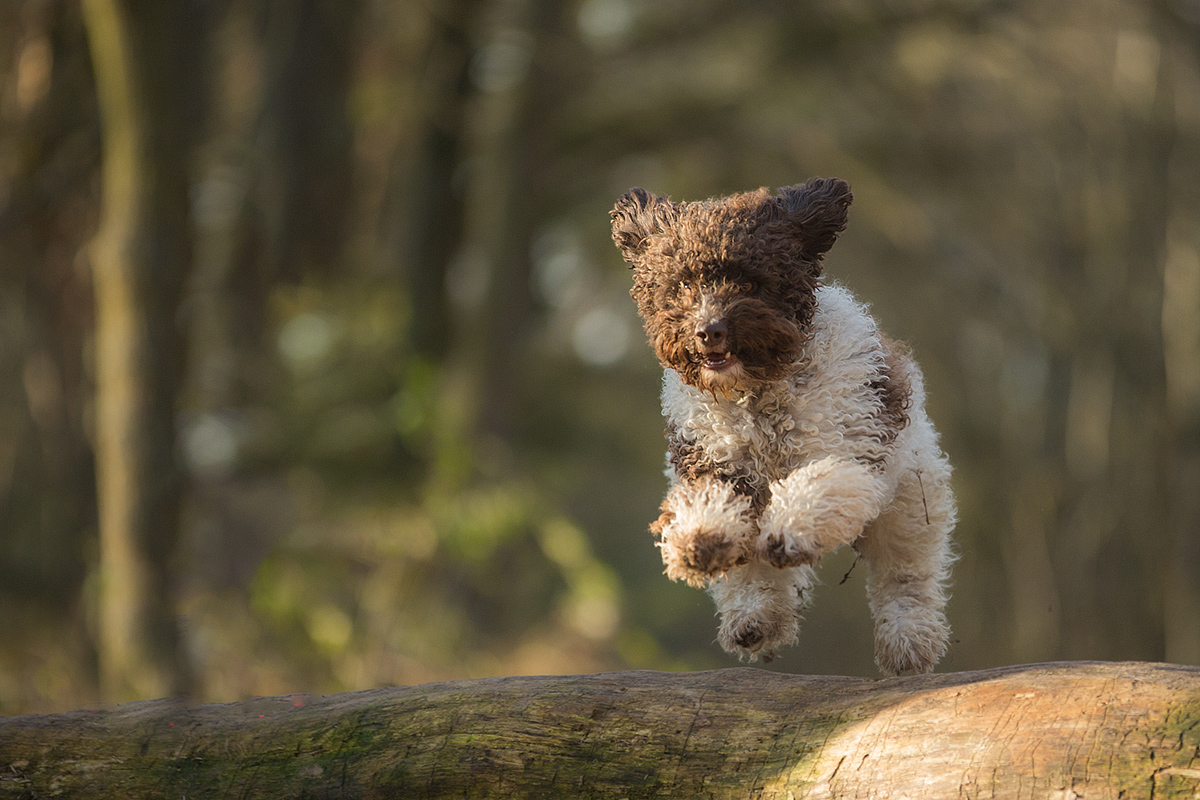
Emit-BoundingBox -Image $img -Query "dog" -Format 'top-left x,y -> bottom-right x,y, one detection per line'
611,178 -> 956,675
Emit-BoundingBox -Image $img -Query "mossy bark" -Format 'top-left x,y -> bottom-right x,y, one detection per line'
1,661 -> 1198,799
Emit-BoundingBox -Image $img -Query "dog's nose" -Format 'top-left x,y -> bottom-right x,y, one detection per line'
695,320 -> 727,347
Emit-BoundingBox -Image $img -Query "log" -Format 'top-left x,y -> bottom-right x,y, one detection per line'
1,661 -> 1198,799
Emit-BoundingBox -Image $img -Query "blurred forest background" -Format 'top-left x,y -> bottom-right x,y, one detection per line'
1,0 -> 1200,713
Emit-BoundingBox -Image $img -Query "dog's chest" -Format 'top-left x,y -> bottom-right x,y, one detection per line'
662,371 -> 835,481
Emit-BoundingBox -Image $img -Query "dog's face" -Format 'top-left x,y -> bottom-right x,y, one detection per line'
612,179 -> 852,392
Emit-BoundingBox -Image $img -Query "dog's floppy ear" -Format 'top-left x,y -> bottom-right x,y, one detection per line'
776,178 -> 852,261
611,188 -> 677,264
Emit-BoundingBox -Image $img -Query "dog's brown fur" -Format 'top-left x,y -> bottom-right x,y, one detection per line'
613,180 -> 852,394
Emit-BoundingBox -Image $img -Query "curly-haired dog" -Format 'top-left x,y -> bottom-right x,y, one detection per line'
611,178 -> 956,675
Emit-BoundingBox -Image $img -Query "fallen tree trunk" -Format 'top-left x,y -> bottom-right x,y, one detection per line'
1,661 -> 1198,798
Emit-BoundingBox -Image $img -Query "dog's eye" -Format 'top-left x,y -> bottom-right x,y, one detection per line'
738,281 -> 756,293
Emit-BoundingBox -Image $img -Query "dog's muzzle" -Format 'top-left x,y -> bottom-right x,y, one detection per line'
695,319 -> 737,371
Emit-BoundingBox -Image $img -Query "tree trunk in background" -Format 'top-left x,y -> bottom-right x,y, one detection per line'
81,0 -> 208,701
255,0 -> 359,284
1,663 -> 1199,798
435,0 -> 560,473
383,0 -> 481,360
187,0 -> 362,421
1027,1 -> 1178,664
1154,0 -> 1200,668
0,0 -> 101,700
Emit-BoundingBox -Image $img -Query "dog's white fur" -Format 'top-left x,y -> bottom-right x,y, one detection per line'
657,284 -> 956,674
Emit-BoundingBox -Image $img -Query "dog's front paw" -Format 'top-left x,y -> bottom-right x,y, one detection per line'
660,525 -> 746,588
754,457 -> 886,567
712,567 -> 805,661
655,479 -> 754,588
758,529 -> 823,569
719,612 -> 770,656
717,607 -> 799,662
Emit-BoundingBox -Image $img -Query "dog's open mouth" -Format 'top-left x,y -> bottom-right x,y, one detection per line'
701,351 -> 737,371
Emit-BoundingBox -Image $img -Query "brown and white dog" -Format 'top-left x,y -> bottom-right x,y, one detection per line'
612,178 -> 956,674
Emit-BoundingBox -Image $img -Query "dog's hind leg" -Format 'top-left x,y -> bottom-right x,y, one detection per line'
856,462 -> 956,675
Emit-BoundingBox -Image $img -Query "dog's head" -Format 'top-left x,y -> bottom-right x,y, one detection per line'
612,178 -> 852,392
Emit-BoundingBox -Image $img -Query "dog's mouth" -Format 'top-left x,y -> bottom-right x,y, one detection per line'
700,350 -> 737,371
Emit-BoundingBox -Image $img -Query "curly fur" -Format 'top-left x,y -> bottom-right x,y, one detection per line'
652,477 -> 755,589
613,179 -> 956,675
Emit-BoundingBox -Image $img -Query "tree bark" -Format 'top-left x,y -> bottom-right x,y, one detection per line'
1,661 -> 1198,799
